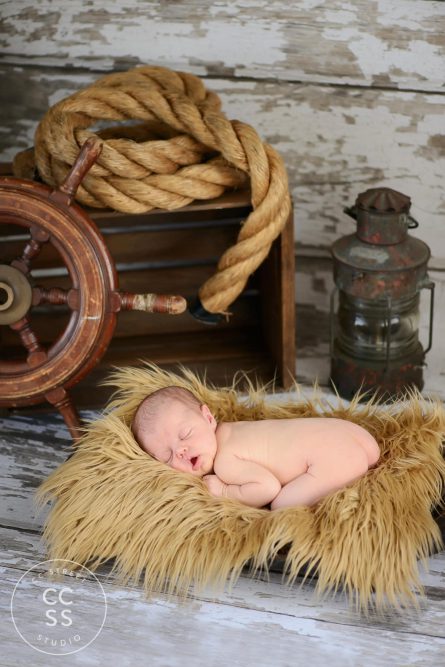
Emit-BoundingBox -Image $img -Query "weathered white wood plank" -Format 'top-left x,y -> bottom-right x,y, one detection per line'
1,559 -> 444,667
1,67 -> 444,259
213,81 -> 445,258
1,0 -> 444,91
2,525 -> 444,638
0,413 -> 74,531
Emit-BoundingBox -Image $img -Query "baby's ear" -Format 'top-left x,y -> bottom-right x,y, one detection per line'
200,404 -> 217,429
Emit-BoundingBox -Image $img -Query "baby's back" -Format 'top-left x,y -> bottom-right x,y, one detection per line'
217,417 -> 380,485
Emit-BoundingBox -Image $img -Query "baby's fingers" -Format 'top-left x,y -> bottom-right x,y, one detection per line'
202,474 -> 221,496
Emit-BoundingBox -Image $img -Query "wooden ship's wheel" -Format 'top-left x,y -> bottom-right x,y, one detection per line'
0,139 -> 186,438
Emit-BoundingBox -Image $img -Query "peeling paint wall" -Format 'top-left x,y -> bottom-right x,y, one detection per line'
1,0 -> 444,390
1,1 -> 444,89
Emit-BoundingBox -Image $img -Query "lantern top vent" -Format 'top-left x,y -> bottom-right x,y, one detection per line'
356,188 -> 411,214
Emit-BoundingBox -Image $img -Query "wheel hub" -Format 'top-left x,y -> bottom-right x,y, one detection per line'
0,264 -> 33,325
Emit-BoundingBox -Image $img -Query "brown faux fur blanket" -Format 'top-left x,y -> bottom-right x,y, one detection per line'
35,364 -> 445,611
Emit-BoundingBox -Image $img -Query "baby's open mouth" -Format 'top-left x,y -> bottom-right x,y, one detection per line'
191,456 -> 198,468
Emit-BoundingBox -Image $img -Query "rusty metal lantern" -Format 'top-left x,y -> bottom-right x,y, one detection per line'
330,187 -> 435,400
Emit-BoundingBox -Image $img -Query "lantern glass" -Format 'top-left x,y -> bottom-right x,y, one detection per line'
336,292 -> 420,360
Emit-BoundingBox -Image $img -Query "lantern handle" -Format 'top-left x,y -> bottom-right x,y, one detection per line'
329,286 -> 339,359
421,280 -> 435,354
345,207 -> 419,229
343,206 -> 357,221
384,295 -> 393,377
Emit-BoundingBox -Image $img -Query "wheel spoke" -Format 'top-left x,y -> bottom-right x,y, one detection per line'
32,286 -> 79,309
11,227 -> 50,275
9,315 -> 47,365
118,291 -> 187,314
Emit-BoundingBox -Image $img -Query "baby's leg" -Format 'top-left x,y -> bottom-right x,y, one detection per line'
343,422 -> 380,467
271,445 -> 369,510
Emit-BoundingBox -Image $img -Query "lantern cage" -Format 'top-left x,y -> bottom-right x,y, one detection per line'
329,187 -> 435,401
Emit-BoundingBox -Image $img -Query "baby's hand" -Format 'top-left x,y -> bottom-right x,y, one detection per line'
203,474 -> 226,498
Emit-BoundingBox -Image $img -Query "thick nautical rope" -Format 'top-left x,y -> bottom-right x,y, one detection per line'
14,66 -> 291,315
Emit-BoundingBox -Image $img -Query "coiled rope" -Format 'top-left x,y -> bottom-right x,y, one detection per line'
13,66 -> 291,316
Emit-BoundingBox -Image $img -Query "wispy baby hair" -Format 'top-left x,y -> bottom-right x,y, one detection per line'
131,385 -> 201,447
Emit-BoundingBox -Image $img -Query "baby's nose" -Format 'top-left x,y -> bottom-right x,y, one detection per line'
176,446 -> 188,458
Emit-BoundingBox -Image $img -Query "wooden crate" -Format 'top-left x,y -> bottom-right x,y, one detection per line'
0,181 -> 296,409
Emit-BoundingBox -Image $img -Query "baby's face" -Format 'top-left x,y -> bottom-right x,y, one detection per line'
137,399 -> 218,477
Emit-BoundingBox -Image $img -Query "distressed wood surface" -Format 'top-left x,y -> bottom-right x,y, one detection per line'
1,66 -> 444,259
1,0 -> 444,91
0,413 -> 72,531
2,562 -> 444,667
2,559 -> 445,667
1,410 -> 444,667
2,526 -> 445,637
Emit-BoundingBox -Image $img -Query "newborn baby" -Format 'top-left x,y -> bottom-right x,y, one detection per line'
132,386 -> 380,510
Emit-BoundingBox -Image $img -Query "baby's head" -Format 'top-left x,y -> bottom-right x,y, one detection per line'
131,386 -> 218,477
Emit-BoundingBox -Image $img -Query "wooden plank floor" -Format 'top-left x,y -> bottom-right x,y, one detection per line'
1,400 -> 444,667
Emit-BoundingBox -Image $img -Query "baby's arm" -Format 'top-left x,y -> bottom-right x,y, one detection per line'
205,455 -> 281,508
